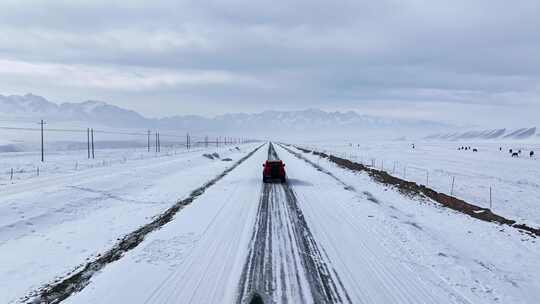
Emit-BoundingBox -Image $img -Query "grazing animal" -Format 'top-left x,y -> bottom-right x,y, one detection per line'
518,150 -> 522,154
509,149 -> 513,154
499,147 -> 502,151
531,151 -> 535,158
473,148 -> 478,152
512,152 -> 519,157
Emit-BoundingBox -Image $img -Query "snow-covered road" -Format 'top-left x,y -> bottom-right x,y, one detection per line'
0,144 -> 260,304
282,144 -> 540,304
237,144 -> 350,303
274,144 -> 469,303
63,142 -> 269,304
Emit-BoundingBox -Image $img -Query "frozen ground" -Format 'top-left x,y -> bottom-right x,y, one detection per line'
2,142 -> 539,304
287,144 -> 540,304
297,140 -> 540,228
0,143 -> 258,304
57,143 -> 538,304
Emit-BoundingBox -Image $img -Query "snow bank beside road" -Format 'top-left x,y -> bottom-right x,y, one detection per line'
290,145 -> 540,303
301,141 -> 540,228
0,143 -> 258,304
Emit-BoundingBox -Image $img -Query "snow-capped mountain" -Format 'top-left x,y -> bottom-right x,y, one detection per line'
0,93 -> 58,114
425,127 -> 538,141
0,93 -> 450,138
0,94 -> 148,127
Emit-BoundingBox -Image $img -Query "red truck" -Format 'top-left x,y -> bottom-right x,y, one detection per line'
262,160 -> 286,183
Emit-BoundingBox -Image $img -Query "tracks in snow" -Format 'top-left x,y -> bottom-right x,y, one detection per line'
237,143 -> 351,304
21,144 -> 264,304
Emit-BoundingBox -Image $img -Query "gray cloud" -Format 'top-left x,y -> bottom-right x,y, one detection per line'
0,0 -> 539,126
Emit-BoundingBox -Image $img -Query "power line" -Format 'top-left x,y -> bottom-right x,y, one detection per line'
0,125 -> 189,138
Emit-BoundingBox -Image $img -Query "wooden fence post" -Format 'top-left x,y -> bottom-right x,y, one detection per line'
87,128 -> 90,159
91,128 -> 95,159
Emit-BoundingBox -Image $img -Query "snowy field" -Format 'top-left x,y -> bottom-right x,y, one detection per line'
1,146 -> 213,186
1,142 -> 539,304
0,120 -> 238,186
60,143 -> 539,304
0,143 -> 259,303
297,140 -> 540,228
289,145 -> 540,304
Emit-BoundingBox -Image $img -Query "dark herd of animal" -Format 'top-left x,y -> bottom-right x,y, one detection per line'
508,148 -> 531,158
458,146 -> 477,152
459,146 -> 535,158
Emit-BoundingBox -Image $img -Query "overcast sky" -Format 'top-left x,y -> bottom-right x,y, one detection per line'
0,0 -> 539,127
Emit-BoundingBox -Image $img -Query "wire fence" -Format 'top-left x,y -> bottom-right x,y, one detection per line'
298,144 -> 540,212
0,123 -> 254,156
0,121 -> 257,186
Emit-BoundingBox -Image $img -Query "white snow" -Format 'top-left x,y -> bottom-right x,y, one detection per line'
1,141 -> 539,304
287,145 -> 540,303
59,143 -> 540,304
64,143 -> 268,304
299,140 -> 540,227
0,143 -> 258,304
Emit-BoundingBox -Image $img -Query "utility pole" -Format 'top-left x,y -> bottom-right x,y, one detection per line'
39,120 -> 46,162
186,133 -> 189,150
91,128 -> 95,159
87,128 -> 90,159
147,130 -> 151,152
156,132 -> 161,152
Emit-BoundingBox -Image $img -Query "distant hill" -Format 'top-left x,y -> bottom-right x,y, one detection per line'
0,94 -> 148,127
425,127 -> 538,141
0,93 -> 452,139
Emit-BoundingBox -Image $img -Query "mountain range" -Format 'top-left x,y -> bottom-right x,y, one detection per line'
0,93 -> 451,139
424,127 -> 539,141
